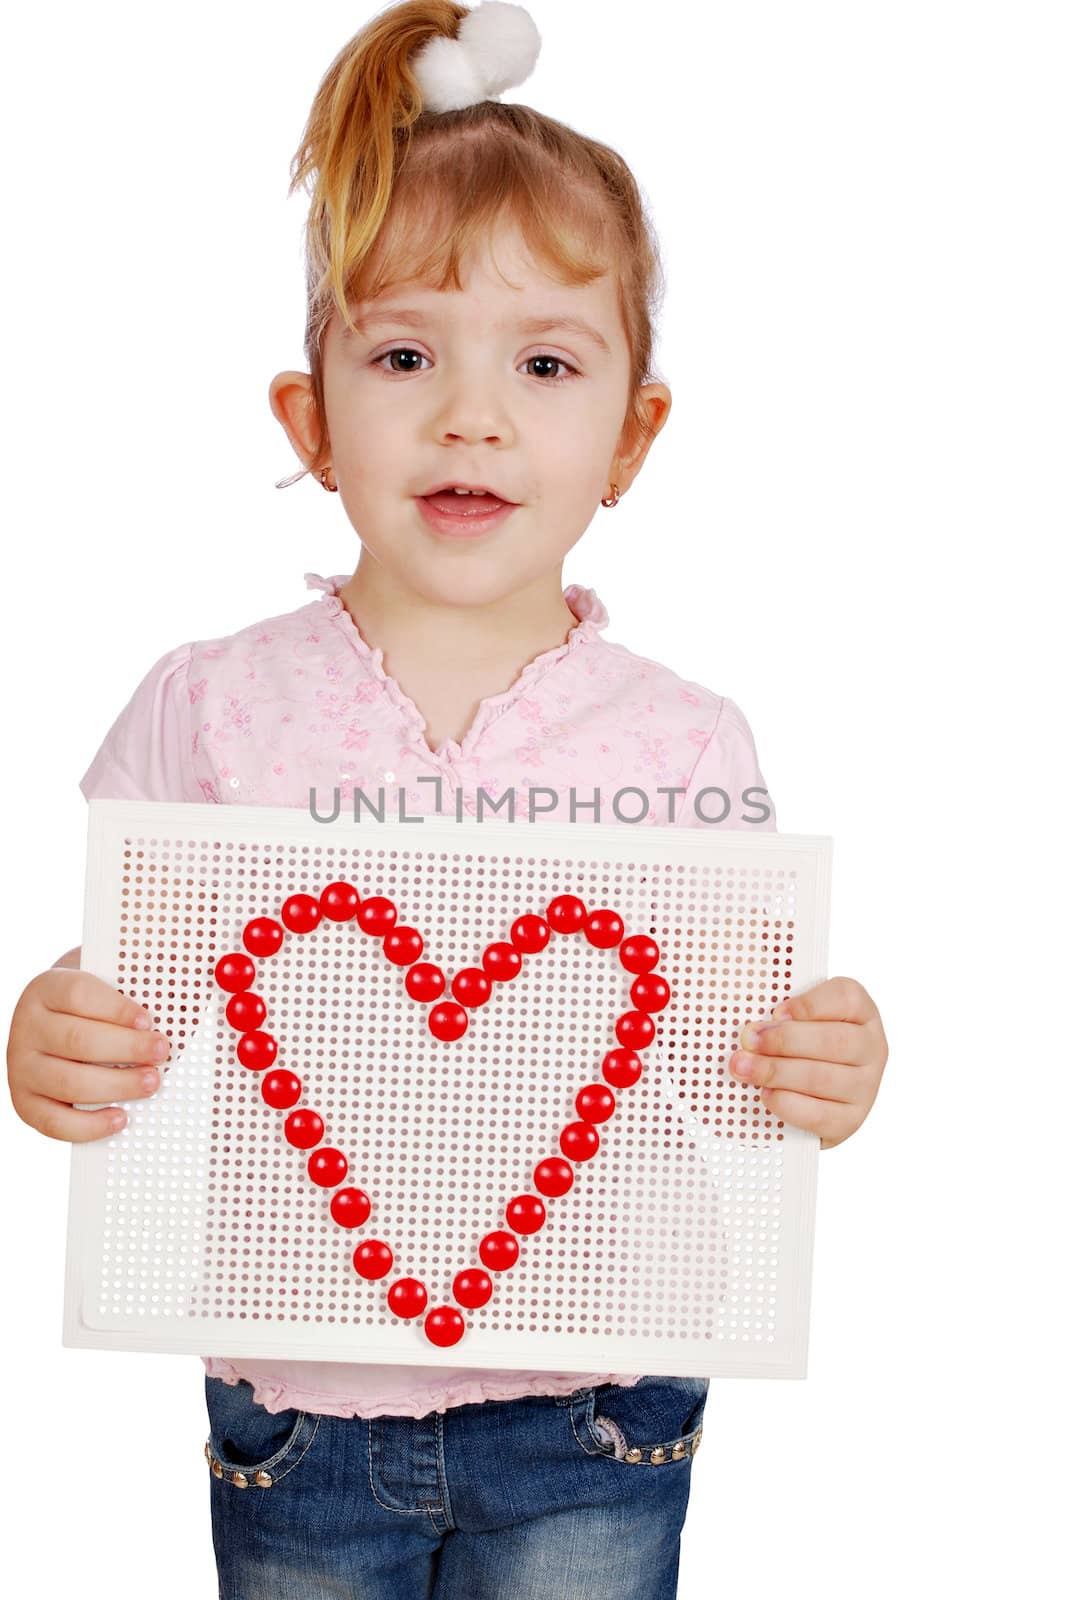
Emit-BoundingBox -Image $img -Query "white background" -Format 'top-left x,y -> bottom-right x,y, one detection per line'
1,2 -> 1066,1595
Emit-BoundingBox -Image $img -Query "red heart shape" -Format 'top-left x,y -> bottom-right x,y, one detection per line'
213,882 -> 671,1347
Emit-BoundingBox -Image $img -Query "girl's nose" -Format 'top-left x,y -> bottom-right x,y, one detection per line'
433,377 -> 515,445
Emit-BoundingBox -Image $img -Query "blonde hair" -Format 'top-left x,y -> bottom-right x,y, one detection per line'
276,0 -> 665,488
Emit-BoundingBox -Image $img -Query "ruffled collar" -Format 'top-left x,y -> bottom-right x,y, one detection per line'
302,571 -> 609,765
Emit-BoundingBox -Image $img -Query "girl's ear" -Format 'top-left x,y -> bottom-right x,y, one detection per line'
614,382 -> 672,493
269,371 -> 321,467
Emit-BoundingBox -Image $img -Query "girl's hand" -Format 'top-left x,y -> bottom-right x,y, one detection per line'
728,976 -> 888,1150
6,964 -> 171,1142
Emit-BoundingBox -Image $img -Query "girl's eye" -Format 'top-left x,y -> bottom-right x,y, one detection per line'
375,348 -> 430,375
522,354 -> 579,384
372,348 -> 579,384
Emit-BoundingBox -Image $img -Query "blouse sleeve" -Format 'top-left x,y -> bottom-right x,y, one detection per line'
79,642 -> 201,804
678,695 -> 777,831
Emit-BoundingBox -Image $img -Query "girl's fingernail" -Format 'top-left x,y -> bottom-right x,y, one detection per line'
134,1012 -> 152,1030
732,1052 -> 754,1078
771,1000 -> 793,1019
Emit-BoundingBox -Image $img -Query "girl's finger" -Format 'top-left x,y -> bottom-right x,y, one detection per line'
41,967 -> 154,1032
37,1009 -> 170,1071
729,1050 -> 858,1103
740,1017 -> 869,1068
13,1088 -> 131,1145
757,1085 -> 859,1143
774,975 -> 875,1025
26,1051 -> 164,1111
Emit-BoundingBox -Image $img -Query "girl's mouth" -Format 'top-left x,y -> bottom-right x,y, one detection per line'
416,492 -> 518,538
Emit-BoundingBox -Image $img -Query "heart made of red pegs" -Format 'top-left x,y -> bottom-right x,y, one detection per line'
212,882 -> 671,1347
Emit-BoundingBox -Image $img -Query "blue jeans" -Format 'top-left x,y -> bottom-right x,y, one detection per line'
205,1371 -> 709,1599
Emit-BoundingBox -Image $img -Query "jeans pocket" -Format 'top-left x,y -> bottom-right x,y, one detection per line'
569,1375 -> 709,1467
204,1375 -> 321,1490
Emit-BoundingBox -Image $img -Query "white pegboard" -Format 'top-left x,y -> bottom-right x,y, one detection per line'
63,800 -> 831,1377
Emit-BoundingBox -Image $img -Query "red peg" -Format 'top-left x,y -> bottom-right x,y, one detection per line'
387,1277 -> 428,1318
214,952 -> 256,994
584,909 -> 624,949
511,914 -> 550,954
482,942 -> 522,982
560,1120 -> 600,1162
284,1109 -> 324,1150
479,1230 -> 519,1271
226,991 -> 266,1032
620,934 -> 660,975
321,881 -> 360,921
533,1157 -> 574,1198
631,973 -> 670,1013
243,917 -> 283,957
353,1239 -> 393,1280
451,967 -> 492,1008
383,926 -> 424,966
576,1083 -> 616,1123
261,1069 -> 301,1110
280,894 -> 322,934
428,1001 -> 468,1042
602,1048 -> 643,1089
330,1187 -> 371,1228
505,1193 -> 546,1234
356,896 -> 397,937
307,1146 -> 348,1188
546,894 -> 587,934
405,963 -> 445,1003
236,1030 -> 277,1072
616,1010 -> 656,1050
424,1306 -> 466,1347
453,1268 -> 493,1309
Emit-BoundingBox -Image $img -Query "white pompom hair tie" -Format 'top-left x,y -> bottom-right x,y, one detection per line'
411,2 -> 542,113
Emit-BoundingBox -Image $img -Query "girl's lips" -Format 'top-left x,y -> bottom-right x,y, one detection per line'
416,495 -> 518,538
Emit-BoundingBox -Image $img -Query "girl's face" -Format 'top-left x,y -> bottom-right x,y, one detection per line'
278,219 -> 668,613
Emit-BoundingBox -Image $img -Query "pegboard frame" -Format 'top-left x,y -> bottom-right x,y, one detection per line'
63,800 -> 831,1378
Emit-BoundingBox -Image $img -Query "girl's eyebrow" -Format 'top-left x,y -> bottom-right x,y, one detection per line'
353,306 -> 611,355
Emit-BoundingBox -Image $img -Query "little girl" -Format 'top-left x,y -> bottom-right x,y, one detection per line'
6,5 -> 888,1595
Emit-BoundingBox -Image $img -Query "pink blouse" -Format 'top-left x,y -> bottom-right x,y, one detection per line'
79,572 -> 777,1418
